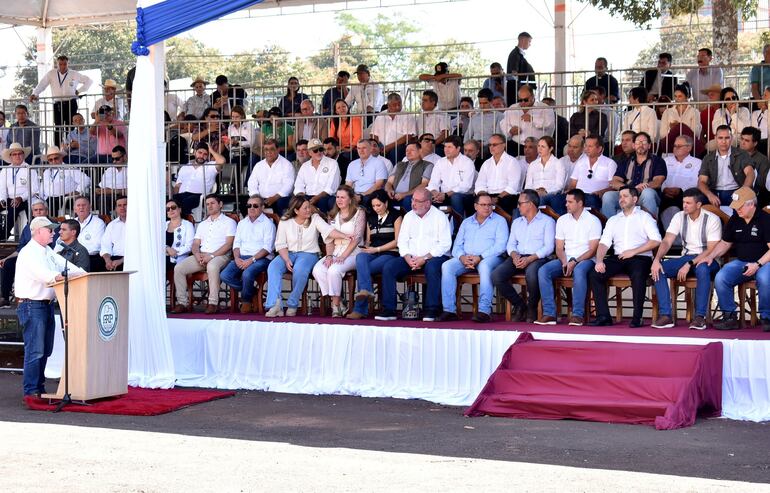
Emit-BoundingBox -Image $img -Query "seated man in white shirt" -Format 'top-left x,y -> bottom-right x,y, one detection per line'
72,195 -> 107,272
0,142 -> 41,240
499,84 -> 555,157
100,196 -> 127,272
589,186 -> 662,327
374,187 -> 451,322
425,135 -> 477,217
293,138 -> 341,213
660,135 -> 702,231
219,195 -> 276,313
96,145 -> 128,215
474,133 -> 523,215
545,135 -> 586,215
371,92 -> 416,165
565,134 -> 616,213
246,138 -> 294,216
345,139 -> 388,207
173,142 -> 226,216
172,194 -> 237,314
40,145 -> 90,217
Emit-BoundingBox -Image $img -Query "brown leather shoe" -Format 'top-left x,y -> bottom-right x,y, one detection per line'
346,311 -> 366,320
568,315 -> 584,326
170,305 -> 189,314
534,315 -> 557,325
239,302 -> 253,314
205,304 -> 218,314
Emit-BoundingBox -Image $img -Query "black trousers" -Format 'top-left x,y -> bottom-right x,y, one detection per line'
89,254 -> 106,273
589,255 -> 652,322
491,256 -> 548,313
53,98 -> 78,147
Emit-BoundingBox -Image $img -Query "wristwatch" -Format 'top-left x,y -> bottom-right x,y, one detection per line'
687,260 -> 694,267
568,257 -> 577,264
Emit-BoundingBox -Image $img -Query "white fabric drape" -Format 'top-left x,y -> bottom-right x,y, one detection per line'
124,39 -> 175,388
165,318 -> 770,421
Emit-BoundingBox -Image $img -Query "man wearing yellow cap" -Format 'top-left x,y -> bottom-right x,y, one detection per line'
702,187 -> 770,331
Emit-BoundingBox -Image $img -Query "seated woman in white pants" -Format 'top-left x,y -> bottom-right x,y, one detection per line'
312,185 -> 366,317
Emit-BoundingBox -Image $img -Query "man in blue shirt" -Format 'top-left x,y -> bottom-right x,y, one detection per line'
345,139 -> 388,207
438,192 -> 509,323
491,189 -> 556,322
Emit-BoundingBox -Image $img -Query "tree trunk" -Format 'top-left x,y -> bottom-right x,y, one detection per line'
712,0 -> 738,64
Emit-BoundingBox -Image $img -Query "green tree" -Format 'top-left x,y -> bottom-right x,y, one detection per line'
166,36 -> 223,82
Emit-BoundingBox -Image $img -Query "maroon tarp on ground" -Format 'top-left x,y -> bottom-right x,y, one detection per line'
465,332 -> 723,430
23,387 -> 235,416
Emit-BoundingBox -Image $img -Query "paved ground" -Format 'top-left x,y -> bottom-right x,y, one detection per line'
2,372 -> 769,490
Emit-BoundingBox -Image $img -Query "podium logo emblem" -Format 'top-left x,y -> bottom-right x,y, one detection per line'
97,296 -> 119,342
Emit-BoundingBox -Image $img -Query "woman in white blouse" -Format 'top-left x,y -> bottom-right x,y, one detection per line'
265,195 -> 349,317
526,136 -> 565,202
226,105 -> 256,167
659,85 -> 702,153
750,86 -> 769,141
311,185 -> 366,317
710,86 -> 751,148
164,198 -> 195,274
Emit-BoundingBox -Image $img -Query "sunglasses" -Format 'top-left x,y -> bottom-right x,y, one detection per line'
246,203 -> 263,209
311,148 -> 323,153
421,138 -> 435,143
587,169 -> 594,179
724,97 -> 737,101
166,205 -> 178,211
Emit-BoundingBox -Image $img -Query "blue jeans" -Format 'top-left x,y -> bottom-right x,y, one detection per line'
393,195 -> 413,212
539,258 -> 595,318
541,193 -> 567,215
18,300 -> 56,396
353,252 -> 397,315
441,255 -> 504,314
654,255 -> 720,317
265,252 -> 318,309
709,189 -> 738,207
381,255 -> 449,314
715,260 -> 770,319
601,188 -> 660,218
220,256 -> 271,302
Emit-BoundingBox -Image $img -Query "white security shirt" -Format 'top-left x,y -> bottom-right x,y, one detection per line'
662,155 -> 701,190
76,214 -> 106,254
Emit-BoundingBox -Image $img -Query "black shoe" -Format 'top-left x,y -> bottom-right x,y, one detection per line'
510,303 -> 526,322
526,308 -> 538,324
472,312 -> 491,323
422,311 -> 438,322
437,311 -> 460,322
714,312 -> 739,331
374,310 -> 398,321
761,318 -> 770,333
588,316 -> 613,327
629,319 -> 644,328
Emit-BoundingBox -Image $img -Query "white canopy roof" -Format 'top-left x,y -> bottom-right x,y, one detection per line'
0,0 -> 357,28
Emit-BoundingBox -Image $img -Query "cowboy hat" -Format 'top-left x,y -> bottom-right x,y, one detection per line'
44,145 -> 66,161
700,83 -> 722,96
103,79 -> 120,89
1,142 -> 31,164
190,76 -> 209,87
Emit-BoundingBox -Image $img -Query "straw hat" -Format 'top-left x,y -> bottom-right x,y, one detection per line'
190,76 -> 209,87
103,79 -> 120,90
1,142 -> 31,164
44,145 -> 65,161
700,83 -> 722,96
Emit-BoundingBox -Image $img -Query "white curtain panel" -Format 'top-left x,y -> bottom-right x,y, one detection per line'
166,319 -> 770,421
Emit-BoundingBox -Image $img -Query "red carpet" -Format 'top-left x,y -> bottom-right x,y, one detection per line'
465,332 -> 723,430
169,311 -> 770,341
24,387 -> 235,415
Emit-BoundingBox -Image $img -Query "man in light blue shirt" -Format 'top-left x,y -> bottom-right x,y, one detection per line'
438,192 -> 509,323
464,88 -> 504,160
492,189 -> 555,322
345,139 -> 388,207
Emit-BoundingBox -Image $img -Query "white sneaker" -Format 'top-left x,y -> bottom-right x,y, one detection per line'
265,305 -> 284,318
285,307 -> 298,317
331,305 -> 346,318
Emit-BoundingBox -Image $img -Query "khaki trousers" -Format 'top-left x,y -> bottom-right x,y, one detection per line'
174,253 -> 232,306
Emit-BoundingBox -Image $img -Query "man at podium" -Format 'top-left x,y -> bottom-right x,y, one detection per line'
15,217 -> 85,397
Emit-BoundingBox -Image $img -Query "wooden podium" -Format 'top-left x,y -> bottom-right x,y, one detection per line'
43,271 -> 133,401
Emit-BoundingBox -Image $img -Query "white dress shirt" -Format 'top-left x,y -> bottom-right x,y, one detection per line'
475,152 -> 524,195
0,165 -> 40,202
345,82 -> 384,114
41,167 -> 91,199
560,154 -> 585,188
98,166 -> 127,190
371,113 -> 417,146
426,154 -> 476,194
77,214 -> 106,254
15,240 -> 85,300
600,207 -> 661,257
195,213 -> 237,253
415,111 -> 450,138
499,102 -> 556,145
176,162 -> 219,195
622,106 -> 658,141
570,155 -> 617,194
293,157 -> 341,196
100,217 -> 126,257
667,209 -> 722,256
751,109 -> 768,140
233,213 -> 276,258
660,106 -> 702,138
431,79 -> 462,110
247,155 -> 295,198
32,69 -> 92,99
525,155 -> 566,194
662,155 -> 701,190
397,206 -> 452,258
555,209 -> 603,259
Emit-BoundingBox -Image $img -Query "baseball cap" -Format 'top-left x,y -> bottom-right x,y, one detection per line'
730,187 -> 757,210
307,138 -> 324,151
30,216 -> 58,232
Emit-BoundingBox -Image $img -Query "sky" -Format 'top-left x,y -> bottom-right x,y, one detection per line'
0,0 -> 662,99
